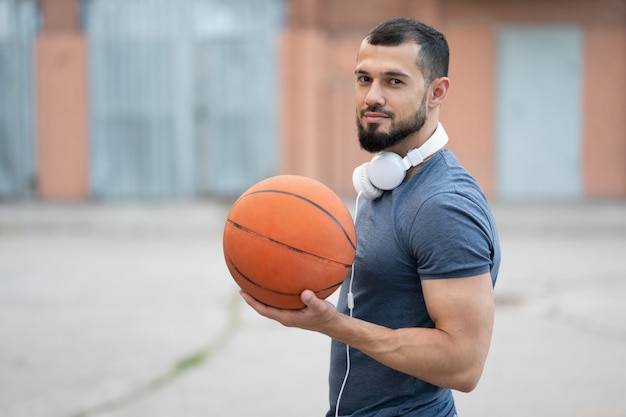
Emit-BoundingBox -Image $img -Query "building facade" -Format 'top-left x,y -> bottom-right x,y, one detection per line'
1,0 -> 625,201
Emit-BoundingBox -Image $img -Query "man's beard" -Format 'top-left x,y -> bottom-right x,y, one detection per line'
357,95 -> 428,153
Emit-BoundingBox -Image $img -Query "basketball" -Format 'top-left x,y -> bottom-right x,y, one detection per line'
223,175 -> 357,309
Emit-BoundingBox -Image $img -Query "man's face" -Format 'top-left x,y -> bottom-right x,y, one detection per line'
354,41 -> 429,153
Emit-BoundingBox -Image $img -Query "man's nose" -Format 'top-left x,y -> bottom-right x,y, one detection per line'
365,82 -> 385,107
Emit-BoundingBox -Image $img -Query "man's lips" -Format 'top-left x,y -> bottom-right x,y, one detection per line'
363,112 -> 390,123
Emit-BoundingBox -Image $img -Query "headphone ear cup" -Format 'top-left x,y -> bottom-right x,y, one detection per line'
367,152 -> 406,190
352,163 -> 383,200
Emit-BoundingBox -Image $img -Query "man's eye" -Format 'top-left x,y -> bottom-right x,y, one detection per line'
389,79 -> 402,85
357,76 -> 370,83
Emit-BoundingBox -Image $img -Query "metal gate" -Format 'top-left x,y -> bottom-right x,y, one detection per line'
0,0 -> 37,199
84,0 -> 283,199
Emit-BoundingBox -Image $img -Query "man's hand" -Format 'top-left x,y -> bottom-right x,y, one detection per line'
240,289 -> 339,333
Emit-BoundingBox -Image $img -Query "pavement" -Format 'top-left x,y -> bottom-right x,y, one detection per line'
0,199 -> 625,417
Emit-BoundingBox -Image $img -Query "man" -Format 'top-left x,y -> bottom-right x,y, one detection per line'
241,18 -> 501,417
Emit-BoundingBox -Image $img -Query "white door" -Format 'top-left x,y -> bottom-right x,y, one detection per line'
496,27 -> 582,201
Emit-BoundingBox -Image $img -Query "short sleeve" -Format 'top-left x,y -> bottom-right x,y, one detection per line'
409,192 -> 493,279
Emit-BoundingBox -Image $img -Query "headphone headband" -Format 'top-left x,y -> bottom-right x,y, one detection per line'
403,123 -> 449,169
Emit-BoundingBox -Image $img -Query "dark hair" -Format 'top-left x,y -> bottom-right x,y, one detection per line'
364,18 -> 449,86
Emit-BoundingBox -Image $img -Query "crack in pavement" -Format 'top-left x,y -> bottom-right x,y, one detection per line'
69,289 -> 243,417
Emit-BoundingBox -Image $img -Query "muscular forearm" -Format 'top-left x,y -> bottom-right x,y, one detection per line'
318,312 -> 485,392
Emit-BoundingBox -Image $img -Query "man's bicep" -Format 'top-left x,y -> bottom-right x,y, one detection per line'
422,273 -> 495,347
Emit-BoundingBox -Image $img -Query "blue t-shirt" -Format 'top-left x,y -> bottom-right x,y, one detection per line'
327,149 -> 501,417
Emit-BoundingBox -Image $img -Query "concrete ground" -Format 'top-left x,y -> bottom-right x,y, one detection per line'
0,200 -> 625,417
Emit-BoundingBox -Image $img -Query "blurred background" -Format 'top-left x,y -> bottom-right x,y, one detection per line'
1,0 -> 625,416
1,0 -> 624,202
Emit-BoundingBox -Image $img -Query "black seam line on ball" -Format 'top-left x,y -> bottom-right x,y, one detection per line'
241,189 -> 356,251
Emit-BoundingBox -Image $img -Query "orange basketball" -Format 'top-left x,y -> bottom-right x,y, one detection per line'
223,175 -> 357,309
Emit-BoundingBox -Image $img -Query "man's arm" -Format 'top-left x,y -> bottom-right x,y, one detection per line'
240,272 -> 494,392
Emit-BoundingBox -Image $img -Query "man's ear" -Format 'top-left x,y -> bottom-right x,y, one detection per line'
428,77 -> 450,109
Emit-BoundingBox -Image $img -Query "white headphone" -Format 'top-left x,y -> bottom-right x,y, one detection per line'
352,122 -> 449,199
